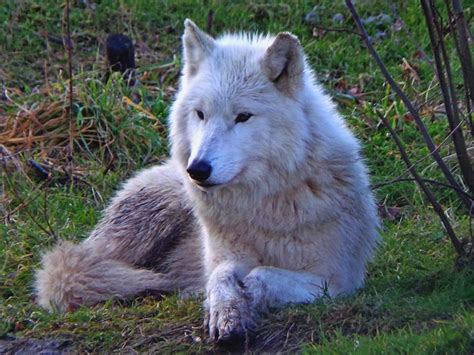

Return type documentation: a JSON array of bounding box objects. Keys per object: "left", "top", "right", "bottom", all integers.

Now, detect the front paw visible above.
[{"left": 207, "top": 297, "right": 255, "bottom": 344}]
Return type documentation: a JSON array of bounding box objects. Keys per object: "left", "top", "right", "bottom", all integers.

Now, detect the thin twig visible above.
[
  {"left": 422, "top": 0, "right": 474, "bottom": 193},
  {"left": 376, "top": 111, "right": 464, "bottom": 255},
  {"left": 103, "top": 154, "right": 116, "bottom": 176},
  {"left": 449, "top": 0, "right": 474, "bottom": 117},
  {"left": 312, "top": 23, "right": 362, "bottom": 37},
  {"left": 65, "top": 0, "right": 74, "bottom": 181},
  {"left": 372, "top": 177, "right": 473, "bottom": 201},
  {"left": 4, "top": 172, "right": 54, "bottom": 239},
  {"left": 377, "top": 118, "right": 465, "bottom": 187},
  {"left": 470, "top": 203, "right": 473, "bottom": 253},
  {"left": 43, "top": 177, "right": 58, "bottom": 241},
  {"left": 206, "top": 9, "right": 214, "bottom": 35},
  {"left": 345, "top": 0, "right": 472, "bottom": 211},
  {"left": 5, "top": 185, "right": 42, "bottom": 220}
]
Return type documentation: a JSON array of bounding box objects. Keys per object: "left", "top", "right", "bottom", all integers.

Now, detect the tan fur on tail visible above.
[{"left": 35, "top": 241, "right": 174, "bottom": 311}]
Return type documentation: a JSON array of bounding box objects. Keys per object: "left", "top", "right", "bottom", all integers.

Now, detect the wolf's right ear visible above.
[
  {"left": 262, "top": 32, "right": 304, "bottom": 96},
  {"left": 183, "top": 19, "right": 215, "bottom": 77}
]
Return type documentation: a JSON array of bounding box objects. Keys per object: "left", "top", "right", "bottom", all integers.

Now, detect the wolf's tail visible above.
[
  {"left": 34, "top": 163, "right": 204, "bottom": 312},
  {"left": 35, "top": 241, "right": 177, "bottom": 311}
]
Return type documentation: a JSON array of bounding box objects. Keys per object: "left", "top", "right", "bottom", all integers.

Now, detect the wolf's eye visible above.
[
  {"left": 235, "top": 112, "right": 253, "bottom": 124},
  {"left": 196, "top": 110, "right": 204, "bottom": 120}
]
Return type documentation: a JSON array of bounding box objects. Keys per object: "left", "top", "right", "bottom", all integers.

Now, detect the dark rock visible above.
[
  {"left": 0, "top": 337, "right": 74, "bottom": 354},
  {"left": 106, "top": 34, "right": 136, "bottom": 85}
]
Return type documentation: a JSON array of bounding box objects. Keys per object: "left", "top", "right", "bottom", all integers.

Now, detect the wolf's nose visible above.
[{"left": 187, "top": 160, "right": 212, "bottom": 182}]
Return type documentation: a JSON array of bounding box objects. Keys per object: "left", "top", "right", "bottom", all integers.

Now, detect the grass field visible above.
[{"left": 1, "top": 0, "right": 473, "bottom": 353}]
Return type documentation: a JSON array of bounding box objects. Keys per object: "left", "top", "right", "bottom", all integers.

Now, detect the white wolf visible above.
[{"left": 35, "top": 20, "right": 379, "bottom": 343}]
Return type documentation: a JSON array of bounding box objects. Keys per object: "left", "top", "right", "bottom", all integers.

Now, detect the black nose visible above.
[{"left": 187, "top": 160, "right": 212, "bottom": 182}]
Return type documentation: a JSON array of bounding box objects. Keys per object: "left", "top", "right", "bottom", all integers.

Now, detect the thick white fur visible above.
[{"left": 35, "top": 20, "right": 379, "bottom": 342}]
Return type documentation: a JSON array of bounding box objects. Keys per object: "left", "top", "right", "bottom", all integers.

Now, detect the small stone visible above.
[
  {"left": 304, "top": 7, "right": 320, "bottom": 25},
  {"left": 332, "top": 13, "right": 344, "bottom": 25},
  {"left": 375, "top": 31, "right": 387, "bottom": 40}
]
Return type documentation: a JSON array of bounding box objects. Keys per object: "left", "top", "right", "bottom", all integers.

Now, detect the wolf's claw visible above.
[{"left": 207, "top": 299, "right": 255, "bottom": 344}]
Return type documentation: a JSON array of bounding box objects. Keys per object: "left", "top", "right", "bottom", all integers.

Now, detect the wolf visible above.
[{"left": 35, "top": 19, "right": 379, "bottom": 343}]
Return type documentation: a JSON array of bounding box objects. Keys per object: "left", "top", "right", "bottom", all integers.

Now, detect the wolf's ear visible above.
[
  {"left": 183, "top": 19, "right": 215, "bottom": 76},
  {"left": 262, "top": 33, "right": 304, "bottom": 95}
]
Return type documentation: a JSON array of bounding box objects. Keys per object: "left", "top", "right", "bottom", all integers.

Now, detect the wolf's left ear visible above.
[
  {"left": 183, "top": 19, "right": 215, "bottom": 76},
  {"left": 262, "top": 33, "right": 304, "bottom": 95}
]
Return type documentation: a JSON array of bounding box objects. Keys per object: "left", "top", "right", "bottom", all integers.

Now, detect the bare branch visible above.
[
  {"left": 421, "top": 0, "right": 474, "bottom": 194},
  {"left": 377, "top": 117, "right": 466, "bottom": 188},
  {"left": 43, "top": 177, "right": 58, "bottom": 241},
  {"left": 311, "top": 23, "right": 362, "bottom": 37},
  {"left": 446, "top": 0, "right": 474, "bottom": 134},
  {"left": 375, "top": 112, "right": 465, "bottom": 255},
  {"left": 207, "top": 9, "right": 214, "bottom": 35},
  {"left": 345, "top": 0, "right": 472, "bottom": 211},
  {"left": 4, "top": 172, "right": 55, "bottom": 240},
  {"left": 64, "top": 0, "right": 74, "bottom": 182}
]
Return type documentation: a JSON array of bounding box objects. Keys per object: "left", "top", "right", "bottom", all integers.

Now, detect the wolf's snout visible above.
[{"left": 187, "top": 160, "right": 212, "bottom": 182}]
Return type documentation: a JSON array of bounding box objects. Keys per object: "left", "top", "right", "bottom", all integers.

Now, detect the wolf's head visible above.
[{"left": 170, "top": 20, "right": 318, "bottom": 193}]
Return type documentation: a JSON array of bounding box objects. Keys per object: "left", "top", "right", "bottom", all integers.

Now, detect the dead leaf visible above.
[
  {"left": 403, "top": 112, "right": 414, "bottom": 123},
  {"left": 377, "top": 204, "right": 402, "bottom": 221},
  {"left": 136, "top": 40, "right": 152, "bottom": 55},
  {"left": 412, "top": 50, "right": 428, "bottom": 61},
  {"left": 312, "top": 27, "right": 326, "bottom": 38},
  {"left": 393, "top": 18, "right": 404, "bottom": 32},
  {"left": 334, "top": 78, "right": 347, "bottom": 92},
  {"left": 348, "top": 85, "right": 362, "bottom": 97},
  {"left": 401, "top": 58, "right": 420, "bottom": 84},
  {"left": 361, "top": 114, "right": 376, "bottom": 128}
]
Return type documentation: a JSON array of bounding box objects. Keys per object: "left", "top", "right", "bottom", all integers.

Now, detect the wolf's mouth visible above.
[{"left": 194, "top": 181, "right": 219, "bottom": 188}]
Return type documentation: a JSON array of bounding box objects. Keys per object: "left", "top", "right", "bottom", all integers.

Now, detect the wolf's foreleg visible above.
[
  {"left": 205, "top": 262, "right": 256, "bottom": 342},
  {"left": 205, "top": 264, "right": 330, "bottom": 342},
  {"left": 244, "top": 266, "right": 330, "bottom": 311}
]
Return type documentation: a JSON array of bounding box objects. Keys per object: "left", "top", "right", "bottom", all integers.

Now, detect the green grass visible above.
[{"left": 1, "top": 0, "right": 473, "bottom": 353}]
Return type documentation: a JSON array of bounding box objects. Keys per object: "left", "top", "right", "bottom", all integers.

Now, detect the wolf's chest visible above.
[
  {"left": 252, "top": 228, "right": 322, "bottom": 269},
  {"left": 201, "top": 206, "right": 331, "bottom": 271},
  {"left": 198, "top": 182, "right": 333, "bottom": 231}
]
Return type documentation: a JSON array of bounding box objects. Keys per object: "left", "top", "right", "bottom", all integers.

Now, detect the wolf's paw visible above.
[{"left": 206, "top": 297, "right": 255, "bottom": 344}]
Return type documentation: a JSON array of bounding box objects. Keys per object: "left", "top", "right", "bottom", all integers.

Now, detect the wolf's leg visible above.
[
  {"left": 206, "top": 264, "right": 330, "bottom": 342},
  {"left": 35, "top": 163, "right": 204, "bottom": 312},
  {"left": 243, "top": 266, "right": 331, "bottom": 311},
  {"left": 205, "top": 261, "right": 257, "bottom": 342}
]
